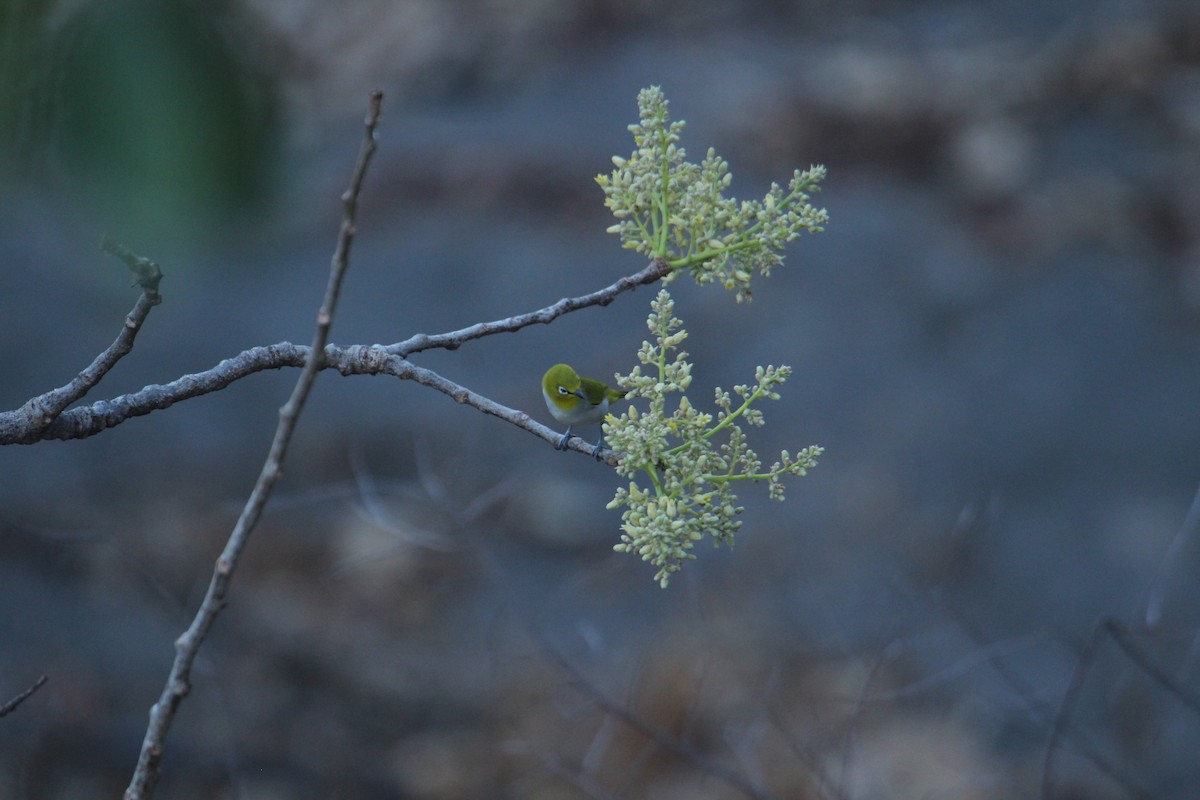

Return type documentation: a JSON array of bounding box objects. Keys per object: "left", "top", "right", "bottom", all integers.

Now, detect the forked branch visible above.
[
  {"left": 0, "top": 237, "right": 162, "bottom": 444},
  {"left": 2, "top": 258, "right": 669, "bottom": 447}
]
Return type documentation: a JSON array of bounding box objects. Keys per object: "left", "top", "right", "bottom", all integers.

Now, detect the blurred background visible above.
[{"left": 3, "top": 0, "right": 1200, "bottom": 797}]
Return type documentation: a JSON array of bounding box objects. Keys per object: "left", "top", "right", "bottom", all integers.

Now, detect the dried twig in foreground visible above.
[{"left": 123, "top": 89, "right": 383, "bottom": 800}]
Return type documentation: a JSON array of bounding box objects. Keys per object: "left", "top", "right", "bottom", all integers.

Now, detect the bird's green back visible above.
[{"left": 579, "top": 375, "right": 623, "bottom": 405}]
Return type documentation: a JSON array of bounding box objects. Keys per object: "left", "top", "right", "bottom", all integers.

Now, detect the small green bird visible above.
[{"left": 542, "top": 363, "right": 627, "bottom": 453}]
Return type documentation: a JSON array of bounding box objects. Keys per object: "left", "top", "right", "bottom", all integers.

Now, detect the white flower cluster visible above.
[
  {"left": 596, "top": 86, "right": 829, "bottom": 302},
  {"left": 604, "top": 290, "right": 823, "bottom": 587}
]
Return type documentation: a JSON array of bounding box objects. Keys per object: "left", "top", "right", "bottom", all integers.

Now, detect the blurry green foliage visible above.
[{"left": 0, "top": 0, "right": 280, "bottom": 245}]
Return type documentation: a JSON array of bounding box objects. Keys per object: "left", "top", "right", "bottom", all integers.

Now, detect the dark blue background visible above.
[{"left": 2, "top": 1, "right": 1199, "bottom": 797}]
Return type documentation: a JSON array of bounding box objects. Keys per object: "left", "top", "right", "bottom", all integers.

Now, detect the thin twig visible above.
[
  {"left": 539, "top": 642, "right": 776, "bottom": 800},
  {"left": 123, "top": 89, "right": 383, "bottom": 800},
  {"left": 944, "top": 607, "right": 1152, "bottom": 798},
  {"left": 760, "top": 665, "right": 847, "bottom": 800},
  {"left": 0, "top": 675, "right": 48, "bottom": 718},
  {"left": 388, "top": 257, "right": 671, "bottom": 356},
  {"left": 1104, "top": 618, "right": 1200, "bottom": 718},
  {"left": 1143, "top": 482, "right": 1200, "bottom": 630},
  {"left": 870, "top": 630, "right": 1051, "bottom": 702},
  {"left": 475, "top": 509, "right": 769, "bottom": 798},
  {"left": 373, "top": 355, "right": 624, "bottom": 466},
  {"left": 531, "top": 748, "right": 623, "bottom": 800},
  {"left": 1042, "top": 622, "right": 1108, "bottom": 800},
  {"left": 0, "top": 238, "right": 162, "bottom": 444},
  {"left": 839, "top": 639, "right": 900, "bottom": 797},
  {"left": 1043, "top": 617, "right": 1200, "bottom": 800}
]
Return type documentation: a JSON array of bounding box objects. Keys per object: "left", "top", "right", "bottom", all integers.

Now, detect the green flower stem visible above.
[
  {"left": 743, "top": 183, "right": 818, "bottom": 237},
  {"left": 704, "top": 385, "right": 766, "bottom": 441},
  {"left": 642, "top": 465, "right": 664, "bottom": 494},
  {"left": 705, "top": 471, "right": 781, "bottom": 484},
  {"left": 659, "top": 382, "right": 766, "bottom": 459},
  {"left": 653, "top": 130, "right": 673, "bottom": 254},
  {"left": 667, "top": 238, "right": 756, "bottom": 271},
  {"left": 634, "top": 216, "right": 654, "bottom": 252}
]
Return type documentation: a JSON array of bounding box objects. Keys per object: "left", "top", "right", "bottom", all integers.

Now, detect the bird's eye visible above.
[{"left": 558, "top": 386, "right": 569, "bottom": 395}]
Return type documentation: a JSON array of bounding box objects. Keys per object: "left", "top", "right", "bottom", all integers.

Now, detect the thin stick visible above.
[
  {"left": 1105, "top": 618, "right": 1200, "bottom": 718},
  {"left": 1143, "top": 482, "right": 1200, "bottom": 629},
  {"left": 374, "top": 355, "right": 623, "bottom": 465},
  {"left": 0, "top": 238, "right": 162, "bottom": 444},
  {"left": 389, "top": 257, "right": 670, "bottom": 356},
  {"left": 839, "top": 640, "right": 899, "bottom": 797},
  {"left": 0, "top": 675, "right": 48, "bottom": 718},
  {"left": 1041, "top": 623, "right": 1108, "bottom": 800},
  {"left": 539, "top": 642, "right": 775, "bottom": 800},
  {"left": 123, "top": 89, "right": 383, "bottom": 800},
  {"left": 944, "top": 607, "right": 1151, "bottom": 798}
]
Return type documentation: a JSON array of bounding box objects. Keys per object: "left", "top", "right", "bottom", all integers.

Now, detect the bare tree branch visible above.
[
  {"left": 2, "top": 258, "right": 669, "bottom": 450},
  {"left": 1043, "top": 617, "right": 1200, "bottom": 800},
  {"left": 389, "top": 256, "right": 670, "bottom": 356},
  {"left": 839, "top": 638, "right": 900, "bottom": 798},
  {"left": 1042, "top": 622, "right": 1109, "bottom": 800},
  {"left": 0, "top": 237, "right": 162, "bottom": 444},
  {"left": 538, "top": 640, "right": 776, "bottom": 800},
  {"left": 0, "top": 675, "right": 48, "bottom": 718},
  {"left": 1143, "top": 482, "right": 1200, "bottom": 630},
  {"left": 1104, "top": 618, "right": 1200, "bottom": 718},
  {"left": 123, "top": 89, "right": 384, "bottom": 800},
  {"left": 760, "top": 665, "right": 847, "bottom": 800},
  {"left": 941, "top": 608, "right": 1153, "bottom": 799},
  {"left": 372, "top": 354, "right": 624, "bottom": 465},
  {"left": 11, "top": 341, "right": 626, "bottom": 467}
]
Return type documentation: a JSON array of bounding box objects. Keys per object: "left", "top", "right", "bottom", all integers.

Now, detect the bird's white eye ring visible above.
[{"left": 558, "top": 386, "right": 569, "bottom": 395}]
